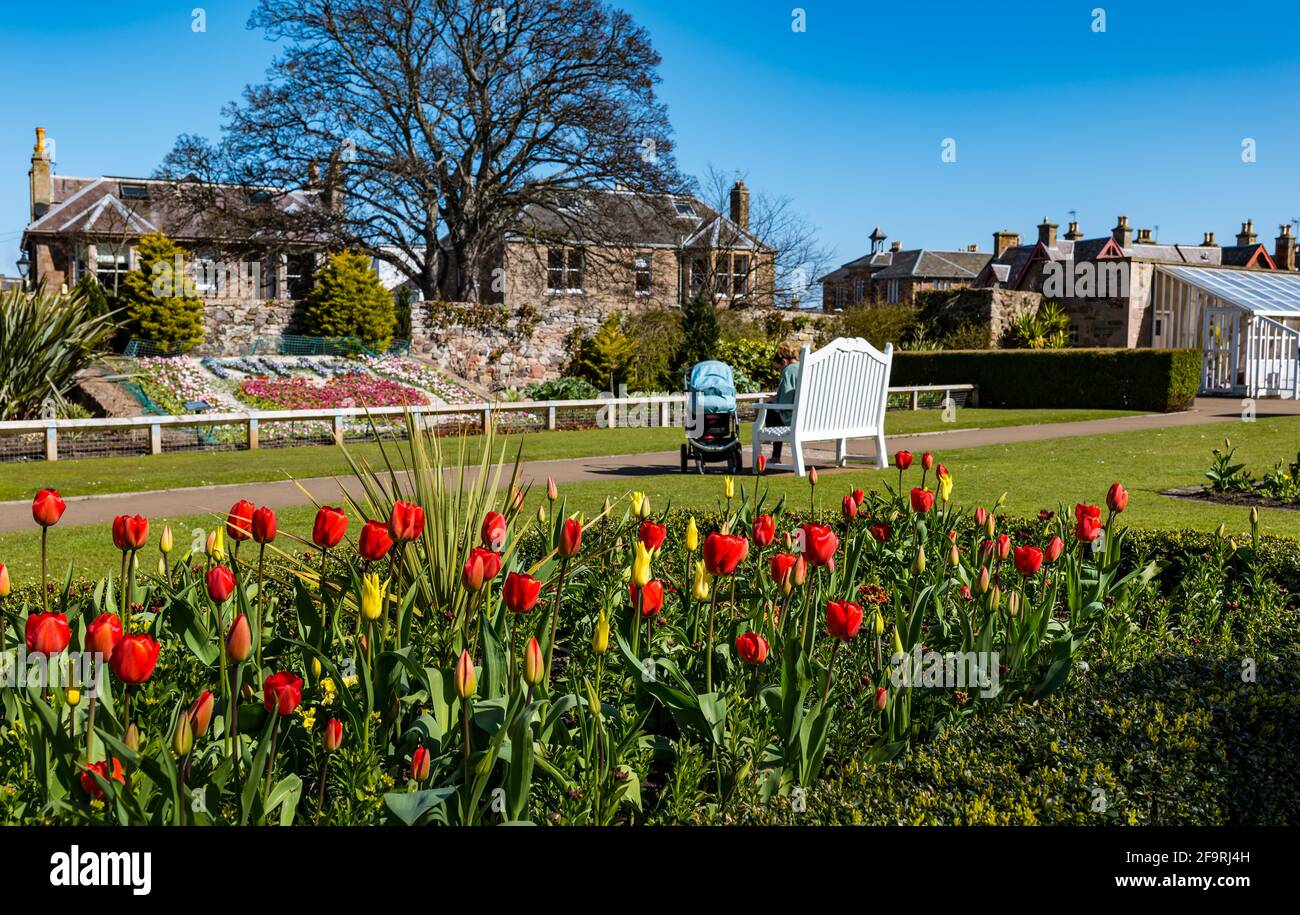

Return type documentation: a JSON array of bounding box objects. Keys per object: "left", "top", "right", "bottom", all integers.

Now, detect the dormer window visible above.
[
  {"left": 120, "top": 182, "right": 150, "bottom": 200},
  {"left": 674, "top": 200, "right": 696, "bottom": 218}
]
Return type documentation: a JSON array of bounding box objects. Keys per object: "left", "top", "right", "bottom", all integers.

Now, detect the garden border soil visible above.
[{"left": 1161, "top": 485, "right": 1300, "bottom": 513}]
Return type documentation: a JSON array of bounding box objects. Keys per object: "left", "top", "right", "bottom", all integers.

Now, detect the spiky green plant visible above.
[{"left": 0, "top": 284, "right": 120, "bottom": 420}]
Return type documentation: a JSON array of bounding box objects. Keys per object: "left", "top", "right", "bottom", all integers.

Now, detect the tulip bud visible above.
[
  {"left": 322, "top": 718, "right": 343, "bottom": 753},
  {"left": 603, "top": 496, "right": 615, "bottom": 518},
  {"left": 523, "top": 636, "right": 544, "bottom": 686},
  {"left": 637, "top": 493, "right": 651, "bottom": 519},
  {"left": 206, "top": 528, "right": 225, "bottom": 560},
  {"left": 537, "top": 504, "right": 547, "bottom": 524},
  {"left": 360, "top": 573, "right": 386, "bottom": 622},
  {"left": 1008, "top": 590, "right": 1021, "bottom": 617},
  {"left": 189, "top": 690, "right": 215, "bottom": 738},
  {"left": 874, "top": 611, "right": 884, "bottom": 637},
  {"left": 685, "top": 516, "right": 699, "bottom": 553},
  {"left": 724, "top": 476, "right": 735, "bottom": 499},
  {"left": 241, "top": 682, "right": 255, "bottom": 702},
  {"left": 912, "top": 547, "right": 926, "bottom": 575},
  {"left": 988, "top": 584, "right": 1002, "bottom": 610},
  {"left": 631, "top": 541, "right": 653, "bottom": 588},
  {"left": 172, "top": 707, "right": 193, "bottom": 757},
  {"left": 0, "top": 563, "right": 9, "bottom": 599},
  {"left": 692, "top": 560, "right": 710, "bottom": 600},
  {"left": 757, "top": 454, "right": 766, "bottom": 474},
  {"left": 984, "top": 513, "right": 996, "bottom": 538},
  {"left": 977, "top": 565, "right": 991, "bottom": 594},
  {"left": 1228, "top": 538, "right": 1237, "bottom": 551},
  {"left": 311, "top": 657, "right": 322, "bottom": 679},
  {"left": 892, "top": 627, "right": 904, "bottom": 657},
  {"left": 949, "top": 543, "right": 960, "bottom": 568},
  {"left": 125, "top": 723, "right": 140, "bottom": 752},
  {"left": 160, "top": 525, "right": 173, "bottom": 555},
  {"left": 454, "top": 650, "right": 477, "bottom": 699},
  {"left": 808, "top": 467, "right": 818, "bottom": 486},
  {"left": 547, "top": 476, "right": 558, "bottom": 502},
  {"left": 592, "top": 610, "right": 611, "bottom": 654},
  {"left": 874, "top": 686, "right": 887, "bottom": 711},
  {"left": 1216, "top": 522, "right": 1227, "bottom": 540},
  {"left": 411, "top": 745, "right": 431, "bottom": 783},
  {"left": 226, "top": 614, "right": 252, "bottom": 662},
  {"left": 65, "top": 687, "right": 81, "bottom": 706},
  {"left": 792, "top": 555, "right": 808, "bottom": 587}
]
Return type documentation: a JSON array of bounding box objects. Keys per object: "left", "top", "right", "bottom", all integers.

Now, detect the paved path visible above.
[{"left": 1, "top": 397, "right": 1295, "bottom": 533}]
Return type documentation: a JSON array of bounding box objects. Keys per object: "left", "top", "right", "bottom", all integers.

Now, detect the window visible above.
[
  {"left": 715, "top": 254, "right": 731, "bottom": 297},
  {"left": 732, "top": 254, "right": 750, "bottom": 296},
  {"left": 96, "top": 250, "right": 130, "bottom": 290},
  {"left": 286, "top": 253, "right": 315, "bottom": 300},
  {"left": 547, "top": 249, "right": 565, "bottom": 292},
  {"left": 120, "top": 183, "right": 149, "bottom": 200},
  {"left": 634, "top": 253, "right": 652, "bottom": 295},
  {"left": 886, "top": 280, "right": 900, "bottom": 304},
  {"left": 834, "top": 286, "right": 847, "bottom": 309},
  {"left": 674, "top": 200, "right": 696, "bottom": 218},
  {"left": 548, "top": 248, "right": 584, "bottom": 293},
  {"left": 853, "top": 278, "right": 865, "bottom": 304},
  {"left": 689, "top": 256, "right": 709, "bottom": 297}
]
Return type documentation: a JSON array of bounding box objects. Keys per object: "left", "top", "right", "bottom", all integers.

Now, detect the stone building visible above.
[
  {"left": 818, "top": 228, "right": 990, "bottom": 310},
  {"left": 973, "top": 215, "right": 1293, "bottom": 347},
  {"left": 19, "top": 128, "right": 327, "bottom": 303}
]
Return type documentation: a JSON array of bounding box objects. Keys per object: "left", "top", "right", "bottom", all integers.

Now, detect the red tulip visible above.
[
  {"left": 874, "top": 687, "right": 888, "bottom": 711},
  {"left": 852, "top": 489, "right": 865, "bottom": 506},
  {"left": 358, "top": 520, "right": 394, "bottom": 561},
  {"left": 632, "top": 580, "right": 665, "bottom": 617},
  {"left": 1074, "top": 503, "right": 1103, "bottom": 543},
  {"left": 206, "top": 566, "right": 235, "bottom": 604},
  {"left": 226, "top": 499, "right": 254, "bottom": 542},
  {"left": 481, "top": 511, "right": 508, "bottom": 551},
  {"left": 841, "top": 494, "right": 858, "bottom": 520},
  {"left": 909, "top": 488, "right": 934, "bottom": 513},
  {"left": 870, "top": 522, "right": 892, "bottom": 543},
  {"left": 189, "top": 690, "right": 215, "bottom": 737},
  {"left": 638, "top": 520, "right": 667, "bottom": 552},
  {"left": 251, "top": 506, "right": 278, "bottom": 544},
  {"left": 936, "top": 463, "right": 948, "bottom": 479},
  {"left": 769, "top": 552, "right": 802, "bottom": 586},
  {"left": 31, "top": 488, "right": 66, "bottom": 527},
  {"left": 25, "top": 612, "right": 70, "bottom": 655},
  {"left": 735, "top": 631, "right": 769, "bottom": 665},
  {"left": 826, "top": 599, "right": 864, "bottom": 641},
  {"left": 1013, "top": 545, "right": 1044, "bottom": 576},
  {"left": 85, "top": 613, "right": 124, "bottom": 661},
  {"left": 322, "top": 718, "right": 344, "bottom": 753},
  {"left": 1045, "top": 535, "right": 1065, "bottom": 563},
  {"left": 921, "top": 451, "right": 934, "bottom": 471},
  {"left": 974, "top": 506, "right": 988, "bottom": 527},
  {"left": 503, "top": 572, "right": 543, "bottom": 614},
  {"left": 110, "top": 633, "right": 160, "bottom": 683},
  {"left": 264, "top": 671, "right": 303, "bottom": 716},
  {"left": 751, "top": 515, "right": 775, "bottom": 548},
  {"left": 558, "top": 518, "right": 583, "bottom": 558},
  {"left": 800, "top": 523, "right": 839, "bottom": 566},
  {"left": 411, "top": 744, "right": 431, "bottom": 782},
  {"left": 461, "top": 552, "right": 486, "bottom": 592},
  {"left": 227, "top": 614, "right": 252, "bottom": 662},
  {"left": 388, "top": 500, "right": 425, "bottom": 543},
  {"left": 756, "top": 454, "right": 767, "bottom": 474},
  {"left": 1107, "top": 482, "right": 1129, "bottom": 513},
  {"left": 79, "top": 758, "right": 126, "bottom": 799},
  {"left": 111, "top": 514, "right": 149, "bottom": 552},
  {"left": 471, "top": 546, "right": 502, "bottom": 581},
  {"left": 703, "top": 532, "right": 749, "bottom": 576},
  {"left": 996, "top": 533, "right": 1011, "bottom": 560},
  {"left": 312, "top": 505, "right": 347, "bottom": 549},
  {"left": 894, "top": 451, "right": 913, "bottom": 471}
]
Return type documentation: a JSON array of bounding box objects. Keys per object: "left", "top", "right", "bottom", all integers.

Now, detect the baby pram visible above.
[{"left": 680, "top": 360, "right": 743, "bottom": 474}]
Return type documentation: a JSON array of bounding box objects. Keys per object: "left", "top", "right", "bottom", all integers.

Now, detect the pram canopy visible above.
[{"left": 688, "top": 360, "right": 737, "bottom": 414}]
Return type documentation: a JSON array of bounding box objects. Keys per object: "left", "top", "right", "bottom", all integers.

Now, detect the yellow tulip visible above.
[
  {"left": 64, "top": 687, "right": 81, "bottom": 706},
  {"left": 311, "top": 657, "right": 322, "bottom": 679},
  {"left": 537, "top": 504, "right": 548, "bottom": 524},
  {"left": 873, "top": 611, "right": 884, "bottom": 637},
  {"left": 455, "top": 650, "right": 477, "bottom": 699},
  {"left": 361, "top": 572, "right": 387, "bottom": 621},
  {"left": 724, "top": 476, "right": 735, "bottom": 499},
  {"left": 592, "top": 610, "right": 611, "bottom": 654},
  {"left": 172, "top": 708, "right": 193, "bottom": 757},
  {"left": 938, "top": 472, "right": 953, "bottom": 503},
  {"left": 631, "top": 541, "right": 653, "bottom": 588},
  {"left": 160, "top": 524, "right": 174, "bottom": 555},
  {"left": 630, "top": 491, "right": 651, "bottom": 519},
  {"left": 206, "top": 527, "right": 225, "bottom": 560},
  {"left": 912, "top": 547, "right": 926, "bottom": 574},
  {"left": 685, "top": 516, "right": 699, "bottom": 552},
  {"left": 692, "top": 560, "right": 710, "bottom": 600}
]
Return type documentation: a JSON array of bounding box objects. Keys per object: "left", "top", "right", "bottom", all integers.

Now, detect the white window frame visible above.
[{"left": 886, "top": 279, "right": 900, "bottom": 304}]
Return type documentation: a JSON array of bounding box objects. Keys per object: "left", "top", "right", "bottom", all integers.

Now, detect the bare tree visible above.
[
  {"left": 157, "top": 0, "right": 682, "bottom": 302},
  {"left": 695, "top": 164, "right": 833, "bottom": 309}
]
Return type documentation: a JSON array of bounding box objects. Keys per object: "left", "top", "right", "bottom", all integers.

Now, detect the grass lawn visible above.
[
  {"left": 0, "top": 407, "right": 1139, "bottom": 501},
  {"left": 0, "top": 410, "right": 1293, "bottom": 583}
]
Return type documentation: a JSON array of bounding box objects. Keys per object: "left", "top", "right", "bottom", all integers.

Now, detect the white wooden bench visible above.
[{"left": 751, "top": 337, "right": 894, "bottom": 476}]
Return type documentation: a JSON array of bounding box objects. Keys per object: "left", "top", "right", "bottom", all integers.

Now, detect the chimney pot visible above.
[
  {"left": 1203, "top": 231, "right": 1217, "bottom": 246},
  {"left": 1112, "top": 215, "right": 1133, "bottom": 247},
  {"left": 1237, "top": 220, "right": 1258, "bottom": 246},
  {"left": 890, "top": 240, "right": 902, "bottom": 253},
  {"left": 728, "top": 180, "right": 750, "bottom": 231},
  {"left": 1064, "top": 220, "right": 1083, "bottom": 240},
  {"left": 29, "top": 126, "right": 53, "bottom": 222},
  {"left": 1275, "top": 224, "right": 1297, "bottom": 271}
]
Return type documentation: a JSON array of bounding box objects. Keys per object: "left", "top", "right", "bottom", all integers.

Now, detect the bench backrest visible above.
[{"left": 790, "top": 337, "right": 894, "bottom": 438}]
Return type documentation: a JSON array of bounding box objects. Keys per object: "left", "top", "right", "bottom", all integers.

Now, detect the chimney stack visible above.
[
  {"left": 1202, "top": 231, "right": 1217, "bottom": 246},
  {"left": 1135, "top": 228, "right": 1154, "bottom": 245},
  {"left": 967, "top": 244, "right": 979, "bottom": 253},
  {"left": 729, "top": 180, "right": 750, "bottom": 231},
  {"left": 1236, "top": 219, "right": 1257, "bottom": 246},
  {"left": 29, "top": 127, "right": 52, "bottom": 222},
  {"left": 323, "top": 147, "right": 346, "bottom": 216},
  {"left": 993, "top": 231, "right": 1020, "bottom": 257},
  {"left": 1037, "top": 217, "right": 1058, "bottom": 248},
  {"left": 1064, "top": 220, "right": 1083, "bottom": 241},
  {"left": 890, "top": 240, "right": 902, "bottom": 253},
  {"left": 1112, "top": 215, "right": 1133, "bottom": 247},
  {"left": 1276, "top": 224, "right": 1297, "bottom": 272}
]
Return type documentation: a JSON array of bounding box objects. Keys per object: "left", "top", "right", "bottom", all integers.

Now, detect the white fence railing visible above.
[{"left": 0, "top": 384, "right": 976, "bottom": 462}]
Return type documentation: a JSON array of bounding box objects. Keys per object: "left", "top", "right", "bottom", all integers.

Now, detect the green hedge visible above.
[{"left": 891, "top": 348, "right": 1202, "bottom": 412}]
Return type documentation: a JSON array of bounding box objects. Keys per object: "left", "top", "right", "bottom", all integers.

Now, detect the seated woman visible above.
[{"left": 766, "top": 341, "right": 800, "bottom": 463}]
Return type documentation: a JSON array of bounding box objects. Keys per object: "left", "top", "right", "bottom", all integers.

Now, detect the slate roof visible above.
[
  {"left": 819, "top": 248, "right": 989, "bottom": 284},
  {"left": 976, "top": 235, "right": 1265, "bottom": 288},
  {"left": 509, "top": 188, "right": 771, "bottom": 252},
  {"left": 24, "top": 175, "right": 320, "bottom": 243}
]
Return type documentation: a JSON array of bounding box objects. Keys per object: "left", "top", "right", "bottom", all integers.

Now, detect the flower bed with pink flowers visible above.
[{"left": 238, "top": 373, "right": 431, "bottom": 411}]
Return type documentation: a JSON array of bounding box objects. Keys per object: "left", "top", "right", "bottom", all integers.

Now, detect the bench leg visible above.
[
  {"left": 751, "top": 422, "right": 762, "bottom": 474},
  {"left": 875, "top": 430, "right": 887, "bottom": 469},
  {"left": 792, "top": 440, "right": 806, "bottom": 477},
  {"left": 837, "top": 437, "right": 848, "bottom": 467}
]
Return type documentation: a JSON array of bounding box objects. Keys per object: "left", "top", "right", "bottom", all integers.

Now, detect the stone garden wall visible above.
[{"left": 197, "top": 298, "right": 303, "bottom": 356}]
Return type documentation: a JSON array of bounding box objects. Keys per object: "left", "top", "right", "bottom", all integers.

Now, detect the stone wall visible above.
[
  {"left": 197, "top": 298, "right": 304, "bottom": 356},
  {"left": 919, "top": 287, "right": 1042, "bottom": 347}
]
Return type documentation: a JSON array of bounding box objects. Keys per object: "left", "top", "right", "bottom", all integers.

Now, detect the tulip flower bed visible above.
[
  {"left": 0, "top": 433, "right": 1295, "bottom": 826},
  {"left": 237, "top": 374, "right": 430, "bottom": 411}
]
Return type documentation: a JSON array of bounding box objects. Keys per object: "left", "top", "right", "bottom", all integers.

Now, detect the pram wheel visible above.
[
  {"left": 729, "top": 450, "right": 743, "bottom": 474},
  {"left": 680, "top": 444, "right": 689, "bottom": 473}
]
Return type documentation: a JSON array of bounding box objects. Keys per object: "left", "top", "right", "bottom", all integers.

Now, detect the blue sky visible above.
[{"left": 4, "top": 0, "right": 1299, "bottom": 276}]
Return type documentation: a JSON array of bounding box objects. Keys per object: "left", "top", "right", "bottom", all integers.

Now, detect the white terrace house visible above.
[{"left": 1152, "top": 265, "right": 1300, "bottom": 399}]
